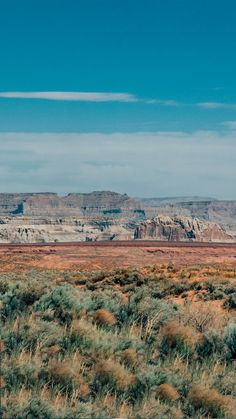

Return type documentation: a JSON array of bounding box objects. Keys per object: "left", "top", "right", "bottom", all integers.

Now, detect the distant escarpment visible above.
[
  {"left": 0, "top": 218, "right": 133, "bottom": 243},
  {"left": 134, "top": 216, "right": 233, "bottom": 242},
  {"left": 0, "top": 192, "right": 235, "bottom": 243},
  {"left": 0, "top": 192, "right": 143, "bottom": 218}
]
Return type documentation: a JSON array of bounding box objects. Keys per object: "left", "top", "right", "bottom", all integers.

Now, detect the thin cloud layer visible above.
[
  {"left": 0, "top": 91, "right": 180, "bottom": 106},
  {"left": 222, "top": 121, "right": 236, "bottom": 130},
  {"left": 198, "top": 102, "right": 236, "bottom": 110},
  {"left": 0, "top": 91, "right": 138, "bottom": 102},
  {"left": 0, "top": 131, "right": 235, "bottom": 198},
  {"left": 1, "top": 93, "right": 235, "bottom": 111}
]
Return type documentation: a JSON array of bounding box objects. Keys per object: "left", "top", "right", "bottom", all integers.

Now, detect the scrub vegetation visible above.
[{"left": 0, "top": 265, "right": 236, "bottom": 418}]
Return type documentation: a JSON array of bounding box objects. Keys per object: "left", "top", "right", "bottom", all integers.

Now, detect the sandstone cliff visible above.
[
  {"left": 0, "top": 192, "right": 235, "bottom": 243},
  {"left": 0, "top": 192, "right": 143, "bottom": 218},
  {"left": 134, "top": 215, "right": 233, "bottom": 242},
  {"left": 0, "top": 217, "right": 134, "bottom": 243}
]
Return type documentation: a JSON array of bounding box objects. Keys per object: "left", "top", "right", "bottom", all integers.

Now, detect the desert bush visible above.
[
  {"left": 0, "top": 338, "right": 6, "bottom": 352},
  {"left": 115, "top": 336, "right": 143, "bottom": 356},
  {"left": 68, "top": 318, "right": 116, "bottom": 354},
  {"left": 93, "top": 308, "right": 116, "bottom": 327},
  {"left": 0, "top": 280, "right": 9, "bottom": 294},
  {"left": 156, "top": 383, "right": 179, "bottom": 402},
  {"left": 3, "top": 328, "right": 32, "bottom": 354},
  {"left": 204, "top": 281, "right": 229, "bottom": 301},
  {"left": 188, "top": 385, "right": 235, "bottom": 417},
  {"left": 43, "top": 344, "right": 61, "bottom": 357},
  {"left": 224, "top": 323, "right": 236, "bottom": 360},
  {"left": 129, "top": 364, "right": 166, "bottom": 400},
  {"left": 214, "top": 369, "right": 236, "bottom": 395},
  {"left": 88, "top": 287, "right": 126, "bottom": 318},
  {"left": 0, "top": 376, "right": 6, "bottom": 389},
  {"left": 160, "top": 321, "right": 202, "bottom": 356},
  {"left": 120, "top": 347, "right": 138, "bottom": 367},
  {"left": 0, "top": 279, "right": 47, "bottom": 321},
  {"left": 183, "top": 302, "right": 218, "bottom": 333},
  {"left": 5, "top": 398, "right": 57, "bottom": 419},
  {"left": 168, "top": 282, "right": 192, "bottom": 296},
  {"left": 41, "top": 360, "right": 76, "bottom": 392},
  {"left": 224, "top": 292, "right": 236, "bottom": 309},
  {"left": 113, "top": 269, "right": 144, "bottom": 286},
  {"left": 5, "top": 362, "right": 39, "bottom": 389},
  {"left": 134, "top": 398, "right": 183, "bottom": 419},
  {"left": 35, "top": 286, "right": 93, "bottom": 325},
  {"left": 129, "top": 288, "right": 178, "bottom": 327},
  {"left": 1, "top": 266, "right": 236, "bottom": 418},
  {"left": 95, "top": 358, "right": 135, "bottom": 392},
  {"left": 197, "top": 330, "right": 225, "bottom": 359},
  {"left": 0, "top": 289, "right": 30, "bottom": 319}
]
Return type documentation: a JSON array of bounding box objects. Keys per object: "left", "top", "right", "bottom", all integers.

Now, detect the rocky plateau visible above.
[{"left": 0, "top": 191, "right": 235, "bottom": 243}]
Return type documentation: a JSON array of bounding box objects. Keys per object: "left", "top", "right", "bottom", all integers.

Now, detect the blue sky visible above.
[{"left": 0, "top": 0, "right": 236, "bottom": 197}]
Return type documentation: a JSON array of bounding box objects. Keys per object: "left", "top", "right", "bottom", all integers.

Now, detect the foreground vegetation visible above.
[{"left": 0, "top": 265, "right": 236, "bottom": 418}]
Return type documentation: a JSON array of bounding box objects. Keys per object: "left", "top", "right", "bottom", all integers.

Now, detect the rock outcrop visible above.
[
  {"left": 134, "top": 215, "right": 233, "bottom": 242},
  {"left": 0, "top": 217, "right": 134, "bottom": 243},
  {"left": 0, "top": 192, "right": 143, "bottom": 217},
  {"left": 0, "top": 191, "right": 144, "bottom": 243},
  {"left": 0, "top": 192, "right": 235, "bottom": 243}
]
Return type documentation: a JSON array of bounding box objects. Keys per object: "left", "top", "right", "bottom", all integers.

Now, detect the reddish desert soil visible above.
[{"left": 0, "top": 241, "right": 236, "bottom": 273}]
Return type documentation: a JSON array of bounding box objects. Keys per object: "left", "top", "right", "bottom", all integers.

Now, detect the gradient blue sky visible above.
[{"left": 0, "top": 0, "right": 236, "bottom": 197}]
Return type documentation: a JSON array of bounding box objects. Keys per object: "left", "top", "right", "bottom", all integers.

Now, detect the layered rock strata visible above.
[{"left": 134, "top": 216, "right": 233, "bottom": 242}]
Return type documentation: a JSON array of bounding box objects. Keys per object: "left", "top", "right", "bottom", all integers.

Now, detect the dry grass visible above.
[
  {"left": 1, "top": 265, "right": 235, "bottom": 418},
  {"left": 161, "top": 320, "right": 202, "bottom": 348},
  {"left": 95, "top": 358, "right": 135, "bottom": 390},
  {"left": 46, "top": 360, "right": 75, "bottom": 387},
  {"left": 0, "top": 376, "right": 6, "bottom": 389},
  {"left": 44, "top": 344, "right": 61, "bottom": 357},
  {"left": 156, "top": 383, "right": 180, "bottom": 401},
  {"left": 0, "top": 339, "right": 6, "bottom": 352},
  {"left": 120, "top": 348, "right": 138, "bottom": 367},
  {"left": 135, "top": 399, "right": 184, "bottom": 419},
  {"left": 189, "top": 385, "right": 235, "bottom": 417},
  {"left": 93, "top": 308, "right": 117, "bottom": 326},
  {"left": 184, "top": 301, "right": 230, "bottom": 332}
]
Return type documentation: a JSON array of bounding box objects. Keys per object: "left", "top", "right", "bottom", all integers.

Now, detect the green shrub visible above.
[
  {"left": 224, "top": 293, "right": 236, "bottom": 309},
  {"left": 8, "top": 399, "right": 56, "bottom": 419},
  {"left": 197, "top": 330, "right": 225, "bottom": 359},
  {"left": 160, "top": 321, "right": 202, "bottom": 357},
  {"left": 1, "top": 266, "right": 236, "bottom": 418},
  {"left": 224, "top": 324, "right": 236, "bottom": 360},
  {"left": 34, "top": 286, "right": 93, "bottom": 325}
]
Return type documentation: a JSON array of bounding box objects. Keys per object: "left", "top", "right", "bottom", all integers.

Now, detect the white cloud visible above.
[
  {"left": 2, "top": 93, "right": 236, "bottom": 110},
  {"left": 0, "top": 91, "right": 138, "bottom": 102},
  {"left": 0, "top": 91, "right": 183, "bottom": 106},
  {"left": 198, "top": 102, "right": 236, "bottom": 110},
  {"left": 146, "top": 99, "right": 180, "bottom": 106}
]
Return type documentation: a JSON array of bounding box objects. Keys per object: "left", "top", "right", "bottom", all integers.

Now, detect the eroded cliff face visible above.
[
  {"left": 134, "top": 216, "right": 233, "bottom": 242},
  {"left": 138, "top": 198, "right": 236, "bottom": 238},
  {"left": 0, "top": 217, "right": 134, "bottom": 243},
  {"left": 0, "top": 192, "right": 142, "bottom": 217},
  {"left": 0, "top": 192, "right": 144, "bottom": 243},
  {"left": 0, "top": 193, "right": 235, "bottom": 243}
]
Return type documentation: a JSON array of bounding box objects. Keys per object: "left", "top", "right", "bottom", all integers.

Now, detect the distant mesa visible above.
[
  {"left": 0, "top": 191, "right": 235, "bottom": 243},
  {"left": 0, "top": 191, "right": 141, "bottom": 217}
]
